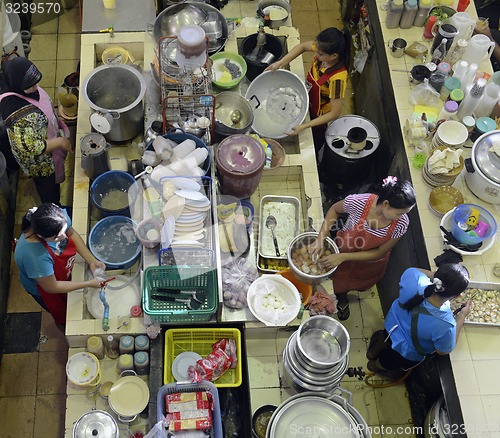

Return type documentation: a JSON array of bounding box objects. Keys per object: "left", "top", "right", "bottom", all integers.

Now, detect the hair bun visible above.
[{"left": 433, "top": 277, "right": 445, "bottom": 292}]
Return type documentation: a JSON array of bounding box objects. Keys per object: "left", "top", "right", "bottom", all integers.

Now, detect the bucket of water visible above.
[
  {"left": 90, "top": 170, "right": 139, "bottom": 217},
  {"left": 242, "top": 32, "right": 284, "bottom": 81}
]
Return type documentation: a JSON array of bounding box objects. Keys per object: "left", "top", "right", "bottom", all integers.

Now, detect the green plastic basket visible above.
[{"left": 142, "top": 266, "right": 217, "bottom": 323}]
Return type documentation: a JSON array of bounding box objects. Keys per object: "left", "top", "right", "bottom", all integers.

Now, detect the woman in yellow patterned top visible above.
[{"left": 266, "top": 27, "right": 350, "bottom": 156}]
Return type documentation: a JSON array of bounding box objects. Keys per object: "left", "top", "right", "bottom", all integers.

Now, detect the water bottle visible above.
[
  {"left": 457, "top": 78, "right": 487, "bottom": 119},
  {"left": 413, "top": 0, "right": 433, "bottom": 27},
  {"left": 400, "top": 0, "right": 418, "bottom": 29}
]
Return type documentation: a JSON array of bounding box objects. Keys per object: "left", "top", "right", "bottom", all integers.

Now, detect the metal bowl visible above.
[
  {"left": 296, "top": 315, "right": 350, "bottom": 367},
  {"left": 215, "top": 91, "right": 254, "bottom": 135},
  {"left": 287, "top": 232, "right": 339, "bottom": 285}
]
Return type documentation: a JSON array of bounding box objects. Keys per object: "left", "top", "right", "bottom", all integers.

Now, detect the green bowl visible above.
[{"left": 210, "top": 52, "right": 247, "bottom": 90}]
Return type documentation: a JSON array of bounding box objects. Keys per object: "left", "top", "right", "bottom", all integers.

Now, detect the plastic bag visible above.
[
  {"left": 408, "top": 79, "right": 441, "bottom": 106},
  {"left": 221, "top": 257, "right": 258, "bottom": 308},
  {"left": 188, "top": 339, "right": 237, "bottom": 383}
]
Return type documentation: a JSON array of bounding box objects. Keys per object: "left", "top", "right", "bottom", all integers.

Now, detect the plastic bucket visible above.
[
  {"left": 90, "top": 170, "right": 139, "bottom": 217},
  {"left": 89, "top": 216, "right": 141, "bottom": 270},
  {"left": 242, "top": 33, "right": 284, "bottom": 81},
  {"left": 450, "top": 204, "right": 497, "bottom": 245}
]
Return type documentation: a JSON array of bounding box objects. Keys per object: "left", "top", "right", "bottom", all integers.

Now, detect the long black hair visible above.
[
  {"left": 401, "top": 264, "right": 470, "bottom": 311},
  {"left": 22, "top": 203, "right": 66, "bottom": 238},
  {"left": 376, "top": 177, "right": 416, "bottom": 209},
  {"left": 316, "top": 27, "right": 351, "bottom": 68}
]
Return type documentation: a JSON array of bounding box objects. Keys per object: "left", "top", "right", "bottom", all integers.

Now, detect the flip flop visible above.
[{"left": 337, "top": 303, "right": 350, "bottom": 321}]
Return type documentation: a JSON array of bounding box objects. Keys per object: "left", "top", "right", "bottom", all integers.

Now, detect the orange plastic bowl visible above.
[{"left": 276, "top": 268, "right": 313, "bottom": 304}]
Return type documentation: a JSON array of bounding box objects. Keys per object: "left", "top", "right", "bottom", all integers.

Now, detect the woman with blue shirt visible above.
[
  {"left": 367, "top": 264, "right": 472, "bottom": 378},
  {"left": 14, "top": 204, "right": 105, "bottom": 326}
]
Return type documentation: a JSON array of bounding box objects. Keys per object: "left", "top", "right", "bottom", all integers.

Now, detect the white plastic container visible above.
[
  {"left": 474, "top": 82, "right": 500, "bottom": 118},
  {"left": 400, "top": 0, "right": 418, "bottom": 29},
  {"left": 413, "top": 0, "right": 432, "bottom": 27}
]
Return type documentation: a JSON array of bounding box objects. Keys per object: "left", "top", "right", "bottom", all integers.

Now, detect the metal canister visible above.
[{"left": 80, "top": 133, "right": 110, "bottom": 180}]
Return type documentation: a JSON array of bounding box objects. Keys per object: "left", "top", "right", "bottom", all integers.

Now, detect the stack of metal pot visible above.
[{"left": 283, "top": 315, "right": 350, "bottom": 393}]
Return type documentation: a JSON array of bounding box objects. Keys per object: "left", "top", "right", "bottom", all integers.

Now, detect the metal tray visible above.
[
  {"left": 258, "top": 195, "right": 301, "bottom": 260},
  {"left": 451, "top": 280, "right": 500, "bottom": 326},
  {"left": 256, "top": 254, "right": 290, "bottom": 273}
]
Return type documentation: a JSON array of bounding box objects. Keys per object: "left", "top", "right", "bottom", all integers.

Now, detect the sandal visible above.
[{"left": 337, "top": 303, "right": 350, "bottom": 321}]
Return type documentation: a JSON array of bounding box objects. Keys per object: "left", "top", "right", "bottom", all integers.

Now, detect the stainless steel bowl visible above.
[
  {"left": 296, "top": 315, "right": 350, "bottom": 367},
  {"left": 287, "top": 232, "right": 339, "bottom": 285},
  {"left": 215, "top": 92, "right": 254, "bottom": 135}
]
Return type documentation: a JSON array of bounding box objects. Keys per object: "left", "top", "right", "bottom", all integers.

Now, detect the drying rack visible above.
[{"left": 157, "top": 36, "right": 216, "bottom": 145}]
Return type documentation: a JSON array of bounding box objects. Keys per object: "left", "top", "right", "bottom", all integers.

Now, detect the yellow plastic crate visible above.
[{"left": 164, "top": 328, "right": 242, "bottom": 388}]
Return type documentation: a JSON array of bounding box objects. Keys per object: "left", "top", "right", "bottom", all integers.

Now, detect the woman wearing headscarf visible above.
[
  {"left": 14, "top": 203, "right": 106, "bottom": 326},
  {"left": 0, "top": 57, "right": 72, "bottom": 205}
]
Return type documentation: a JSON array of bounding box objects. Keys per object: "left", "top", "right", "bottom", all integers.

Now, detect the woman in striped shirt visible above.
[{"left": 310, "top": 176, "right": 416, "bottom": 320}]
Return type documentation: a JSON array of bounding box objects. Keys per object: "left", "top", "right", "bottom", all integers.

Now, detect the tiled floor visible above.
[{"left": 0, "top": 1, "right": 413, "bottom": 437}]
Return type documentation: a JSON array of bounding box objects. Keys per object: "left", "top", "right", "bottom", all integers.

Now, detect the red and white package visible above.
[
  {"left": 168, "top": 417, "right": 212, "bottom": 432},
  {"left": 166, "top": 409, "right": 211, "bottom": 421},
  {"left": 165, "top": 391, "right": 212, "bottom": 412},
  {"left": 187, "top": 338, "right": 238, "bottom": 383}
]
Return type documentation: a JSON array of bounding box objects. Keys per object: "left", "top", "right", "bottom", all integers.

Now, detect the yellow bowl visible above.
[{"left": 429, "top": 186, "right": 464, "bottom": 216}]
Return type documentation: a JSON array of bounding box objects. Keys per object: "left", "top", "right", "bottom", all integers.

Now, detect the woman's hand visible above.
[
  {"left": 264, "top": 61, "right": 282, "bottom": 72},
  {"left": 285, "top": 124, "right": 306, "bottom": 136},
  {"left": 319, "top": 252, "right": 347, "bottom": 270},
  {"left": 90, "top": 260, "right": 106, "bottom": 273},
  {"left": 309, "top": 238, "right": 325, "bottom": 260},
  {"left": 87, "top": 277, "right": 104, "bottom": 289},
  {"left": 459, "top": 300, "right": 474, "bottom": 317}
]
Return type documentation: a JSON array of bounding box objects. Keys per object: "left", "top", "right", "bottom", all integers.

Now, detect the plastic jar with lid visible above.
[
  {"left": 386, "top": 0, "right": 404, "bottom": 29},
  {"left": 134, "top": 352, "right": 150, "bottom": 375},
  {"left": 438, "top": 100, "right": 459, "bottom": 121},
  {"left": 471, "top": 117, "right": 497, "bottom": 141},
  {"left": 413, "top": 0, "right": 433, "bottom": 27},
  {"left": 87, "top": 336, "right": 104, "bottom": 360},
  {"left": 119, "top": 335, "right": 135, "bottom": 354},
  {"left": 117, "top": 354, "right": 134, "bottom": 373},
  {"left": 449, "top": 88, "right": 465, "bottom": 105},
  {"left": 400, "top": 0, "right": 418, "bottom": 29},
  {"left": 134, "top": 335, "right": 150, "bottom": 352},
  {"left": 440, "top": 77, "right": 461, "bottom": 101}
]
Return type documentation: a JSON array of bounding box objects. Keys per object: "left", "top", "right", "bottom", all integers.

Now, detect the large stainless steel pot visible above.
[
  {"left": 73, "top": 410, "right": 118, "bottom": 438},
  {"left": 82, "top": 64, "right": 146, "bottom": 142},
  {"left": 214, "top": 91, "right": 254, "bottom": 137},
  {"left": 153, "top": 2, "right": 228, "bottom": 54},
  {"left": 464, "top": 130, "right": 500, "bottom": 204},
  {"left": 245, "top": 70, "right": 309, "bottom": 139}
]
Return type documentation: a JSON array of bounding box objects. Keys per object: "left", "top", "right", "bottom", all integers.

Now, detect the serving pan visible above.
[{"left": 450, "top": 280, "right": 500, "bottom": 326}]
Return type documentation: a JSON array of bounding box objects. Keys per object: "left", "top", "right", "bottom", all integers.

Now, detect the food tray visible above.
[
  {"left": 450, "top": 280, "right": 500, "bottom": 326},
  {"left": 157, "top": 381, "right": 222, "bottom": 438},
  {"left": 142, "top": 266, "right": 217, "bottom": 323},
  {"left": 164, "top": 328, "right": 242, "bottom": 387},
  {"left": 257, "top": 254, "right": 290, "bottom": 273},
  {"left": 258, "top": 195, "right": 301, "bottom": 259}
]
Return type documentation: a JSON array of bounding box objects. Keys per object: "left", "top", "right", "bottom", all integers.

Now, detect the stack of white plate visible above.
[{"left": 430, "top": 121, "right": 469, "bottom": 149}]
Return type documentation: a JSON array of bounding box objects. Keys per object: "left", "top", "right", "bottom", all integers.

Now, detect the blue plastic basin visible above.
[
  {"left": 90, "top": 170, "right": 139, "bottom": 217},
  {"left": 450, "top": 204, "right": 497, "bottom": 246}
]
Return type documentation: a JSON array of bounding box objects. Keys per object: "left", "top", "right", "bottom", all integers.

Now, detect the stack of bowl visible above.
[
  {"left": 282, "top": 315, "right": 350, "bottom": 392},
  {"left": 430, "top": 120, "right": 469, "bottom": 149},
  {"left": 423, "top": 146, "right": 464, "bottom": 187}
]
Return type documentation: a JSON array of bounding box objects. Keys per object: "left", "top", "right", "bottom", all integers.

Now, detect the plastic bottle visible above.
[
  {"left": 437, "top": 62, "right": 451, "bottom": 77},
  {"left": 413, "top": 0, "right": 433, "bottom": 27},
  {"left": 264, "top": 144, "right": 273, "bottom": 169},
  {"left": 474, "top": 82, "right": 500, "bottom": 118},
  {"left": 400, "top": 0, "right": 418, "bottom": 29},
  {"left": 105, "top": 335, "right": 120, "bottom": 359},
  {"left": 119, "top": 335, "right": 135, "bottom": 354},
  {"left": 460, "top": 63, "right": 478, "bottom": 93},
  {"left": 117, "top": 354, "right": 134, "bottom": 372},
  {"left": 423, "top": 15, "right": 437, "bottom": 40},
  {"left": 87, "top": 336, "right": 104, "bottom": 360},
  {"left": 134, "top": 351, "right": 150, "bottom": 375},
  {"left": 449, "top": 88, "right": 465, "bottom": 105},
  {"left": 134, "top": 335, "right": 150, "bottom": 352},
  {"left": 440, "top": 77, "right": 461, "bottom": 101},
  {"left": 457, "top": 78, "right": 487, "bottom": 119},
  {"left": 449, "top": 39, "right": 468, "bottom": 64},
  {"left": 386, "top": 0, "right": 404, "bottom": 29},
  {"left": 452, "top": 60, "right": 469, "bottom": 84},
  {"left": 431, "top": 38, "right": 448, "bottom": 64},
  {"left": 438, "top": 100, "right": 459, "bottom": 120}
]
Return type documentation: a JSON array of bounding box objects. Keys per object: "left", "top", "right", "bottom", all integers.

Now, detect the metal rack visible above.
[{"left": 156, "top": 36, "right": 216, "bottom": 144}]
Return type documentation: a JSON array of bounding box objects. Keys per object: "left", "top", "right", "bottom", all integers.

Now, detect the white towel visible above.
[{"left": 428, "top": 148, "right": 462, "bottom": 175}]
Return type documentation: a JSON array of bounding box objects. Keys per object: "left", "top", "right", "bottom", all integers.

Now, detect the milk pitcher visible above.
[
  {"left": 446, "top": 12, "right": 475, "bottom": 41},
  {"left": 461, "top": 34, "right": 496, "bottom": 65},
  {"left": 431, "top": 23, "right": 458, "bottom": 53}
]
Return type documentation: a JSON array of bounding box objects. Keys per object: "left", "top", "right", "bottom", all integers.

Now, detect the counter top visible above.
[{"left": 376, "top": 1, "right": 500, "bottom": 435}]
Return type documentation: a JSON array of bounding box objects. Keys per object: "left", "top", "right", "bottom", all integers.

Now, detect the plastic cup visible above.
[{"left": 476, "top": 17, "right": 489, "bottom": 31}]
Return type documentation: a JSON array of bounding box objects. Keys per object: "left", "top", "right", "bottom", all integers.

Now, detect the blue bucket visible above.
[
  {"left": 451, "top": 204, "right": 497, "bottom": 246},
  {"left": 89, "top": 216, "right": 141, "bottom": 270},
  {"left": 90, "top": 170, "right": 139, "bottom": 217}
]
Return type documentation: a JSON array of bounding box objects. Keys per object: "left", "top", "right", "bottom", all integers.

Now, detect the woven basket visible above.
[{"left": 263, "top": 138, "right": 285, "bottom": 170}]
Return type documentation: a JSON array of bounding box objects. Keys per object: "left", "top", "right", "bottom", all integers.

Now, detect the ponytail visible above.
[{"left": 316, "top": 27, "right": 351, "bottom": 67}]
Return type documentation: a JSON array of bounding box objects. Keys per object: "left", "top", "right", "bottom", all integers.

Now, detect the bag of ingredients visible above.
[
  {"left": 188, "top": 338, "right": 237, "bottom": 382},
  {"left": 222, "top": 257, "right": 258, "bottom": 308}
]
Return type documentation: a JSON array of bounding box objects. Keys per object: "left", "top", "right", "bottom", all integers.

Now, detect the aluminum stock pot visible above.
[
  {"left": 464, "top": 130, "right": 500, "bottom": 204},
  {"left": 73, "top": 410, "right": 118, "bottom": 438}
]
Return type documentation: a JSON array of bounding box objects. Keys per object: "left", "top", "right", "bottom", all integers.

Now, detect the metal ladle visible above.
[
  {"left": 265, "top": 215, "right": 280, "bottom": 257},
  {"left": 230, "top": 110, "right": 242, "bottom": 128}
]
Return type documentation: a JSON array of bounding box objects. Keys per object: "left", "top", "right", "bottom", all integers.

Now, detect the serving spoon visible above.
[{"left": 266, "top": 215, "right": 280, "bottom": 257}]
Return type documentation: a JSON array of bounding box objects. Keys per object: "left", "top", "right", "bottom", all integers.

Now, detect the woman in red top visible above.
[
  {"left": 310, "top": 177, "right": 416, "bottom": 320},
  {"left": 266, "top": 27, "right": 350, "bottom": 155}
]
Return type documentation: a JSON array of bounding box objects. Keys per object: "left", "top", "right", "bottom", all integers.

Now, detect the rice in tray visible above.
[{"left": 260, "top": 201, "right": 299, "bottom": 257}]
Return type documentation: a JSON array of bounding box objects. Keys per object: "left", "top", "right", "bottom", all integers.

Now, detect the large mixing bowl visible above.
[
  {"left": 215, "top": 91, "right": 254, "bottom": 136},
  {"left": 296, "top": 315, "right": 350, "bottom": 368},
  {"left": 153, "top": 2, "right": 228, "bottom": 53},
  {"left": 287, "top": 232, "right": 339, "bottom": 285},
  {"left": 245, "top": 70, "right": 309, "bottom": 139}
]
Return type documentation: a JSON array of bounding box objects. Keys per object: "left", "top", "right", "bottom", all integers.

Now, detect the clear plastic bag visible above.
[
  {"left": 408, "top": 78, "right": 441, "bottom": 106},
  {"left": 221, "top": 258, "right": 258, "bottom": 308}
]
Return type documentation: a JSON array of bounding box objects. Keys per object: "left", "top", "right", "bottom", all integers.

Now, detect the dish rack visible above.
[
  {"left": 142, "top": 265, "right": 217, "bottom": 323},
  {"left": 164, "top": 328, "right": 243, "bottom": 387},
  {"left": 157, "top": 36, "right": 215, "bottom": 145},
  {"left": 159, "top": 175, "right": 214, "bottom": 251},
  {"left": 156, "top": 381, "right": 223, "bottom": 438}
]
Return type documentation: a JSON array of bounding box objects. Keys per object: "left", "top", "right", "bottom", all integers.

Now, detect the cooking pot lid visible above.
[
  {"left": 270, "top": 395, "right": 361, "bottom": 437},
  {"left": 108, "top": 375, "right": 149, "bottom": 417},
  {"left": 216, "top": 135, "right": 266, "bottom": 174},
  {"left": 81, "top": 133, "right": 108, "bottom": 156},
  {"left": 73, "top": 410, "right": 118, "bottom": 438},
  {"left": 90, "top": 113, "right": 112, "bottom": 134},
  {"left": 325, "top": 115, "right": 380, "bottom": 159},
  {"left": 473, "top": 130, "right": 500, "bottom": 184}
]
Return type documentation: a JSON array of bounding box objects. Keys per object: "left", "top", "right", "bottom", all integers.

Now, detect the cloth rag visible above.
[{"left": 428, "top": 147, "right": 462, "bottom": 174}]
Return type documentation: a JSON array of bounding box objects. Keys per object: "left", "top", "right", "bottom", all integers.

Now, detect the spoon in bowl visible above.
[{"left": 265, "top": 215, "right": 280, "bottom": 257}]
